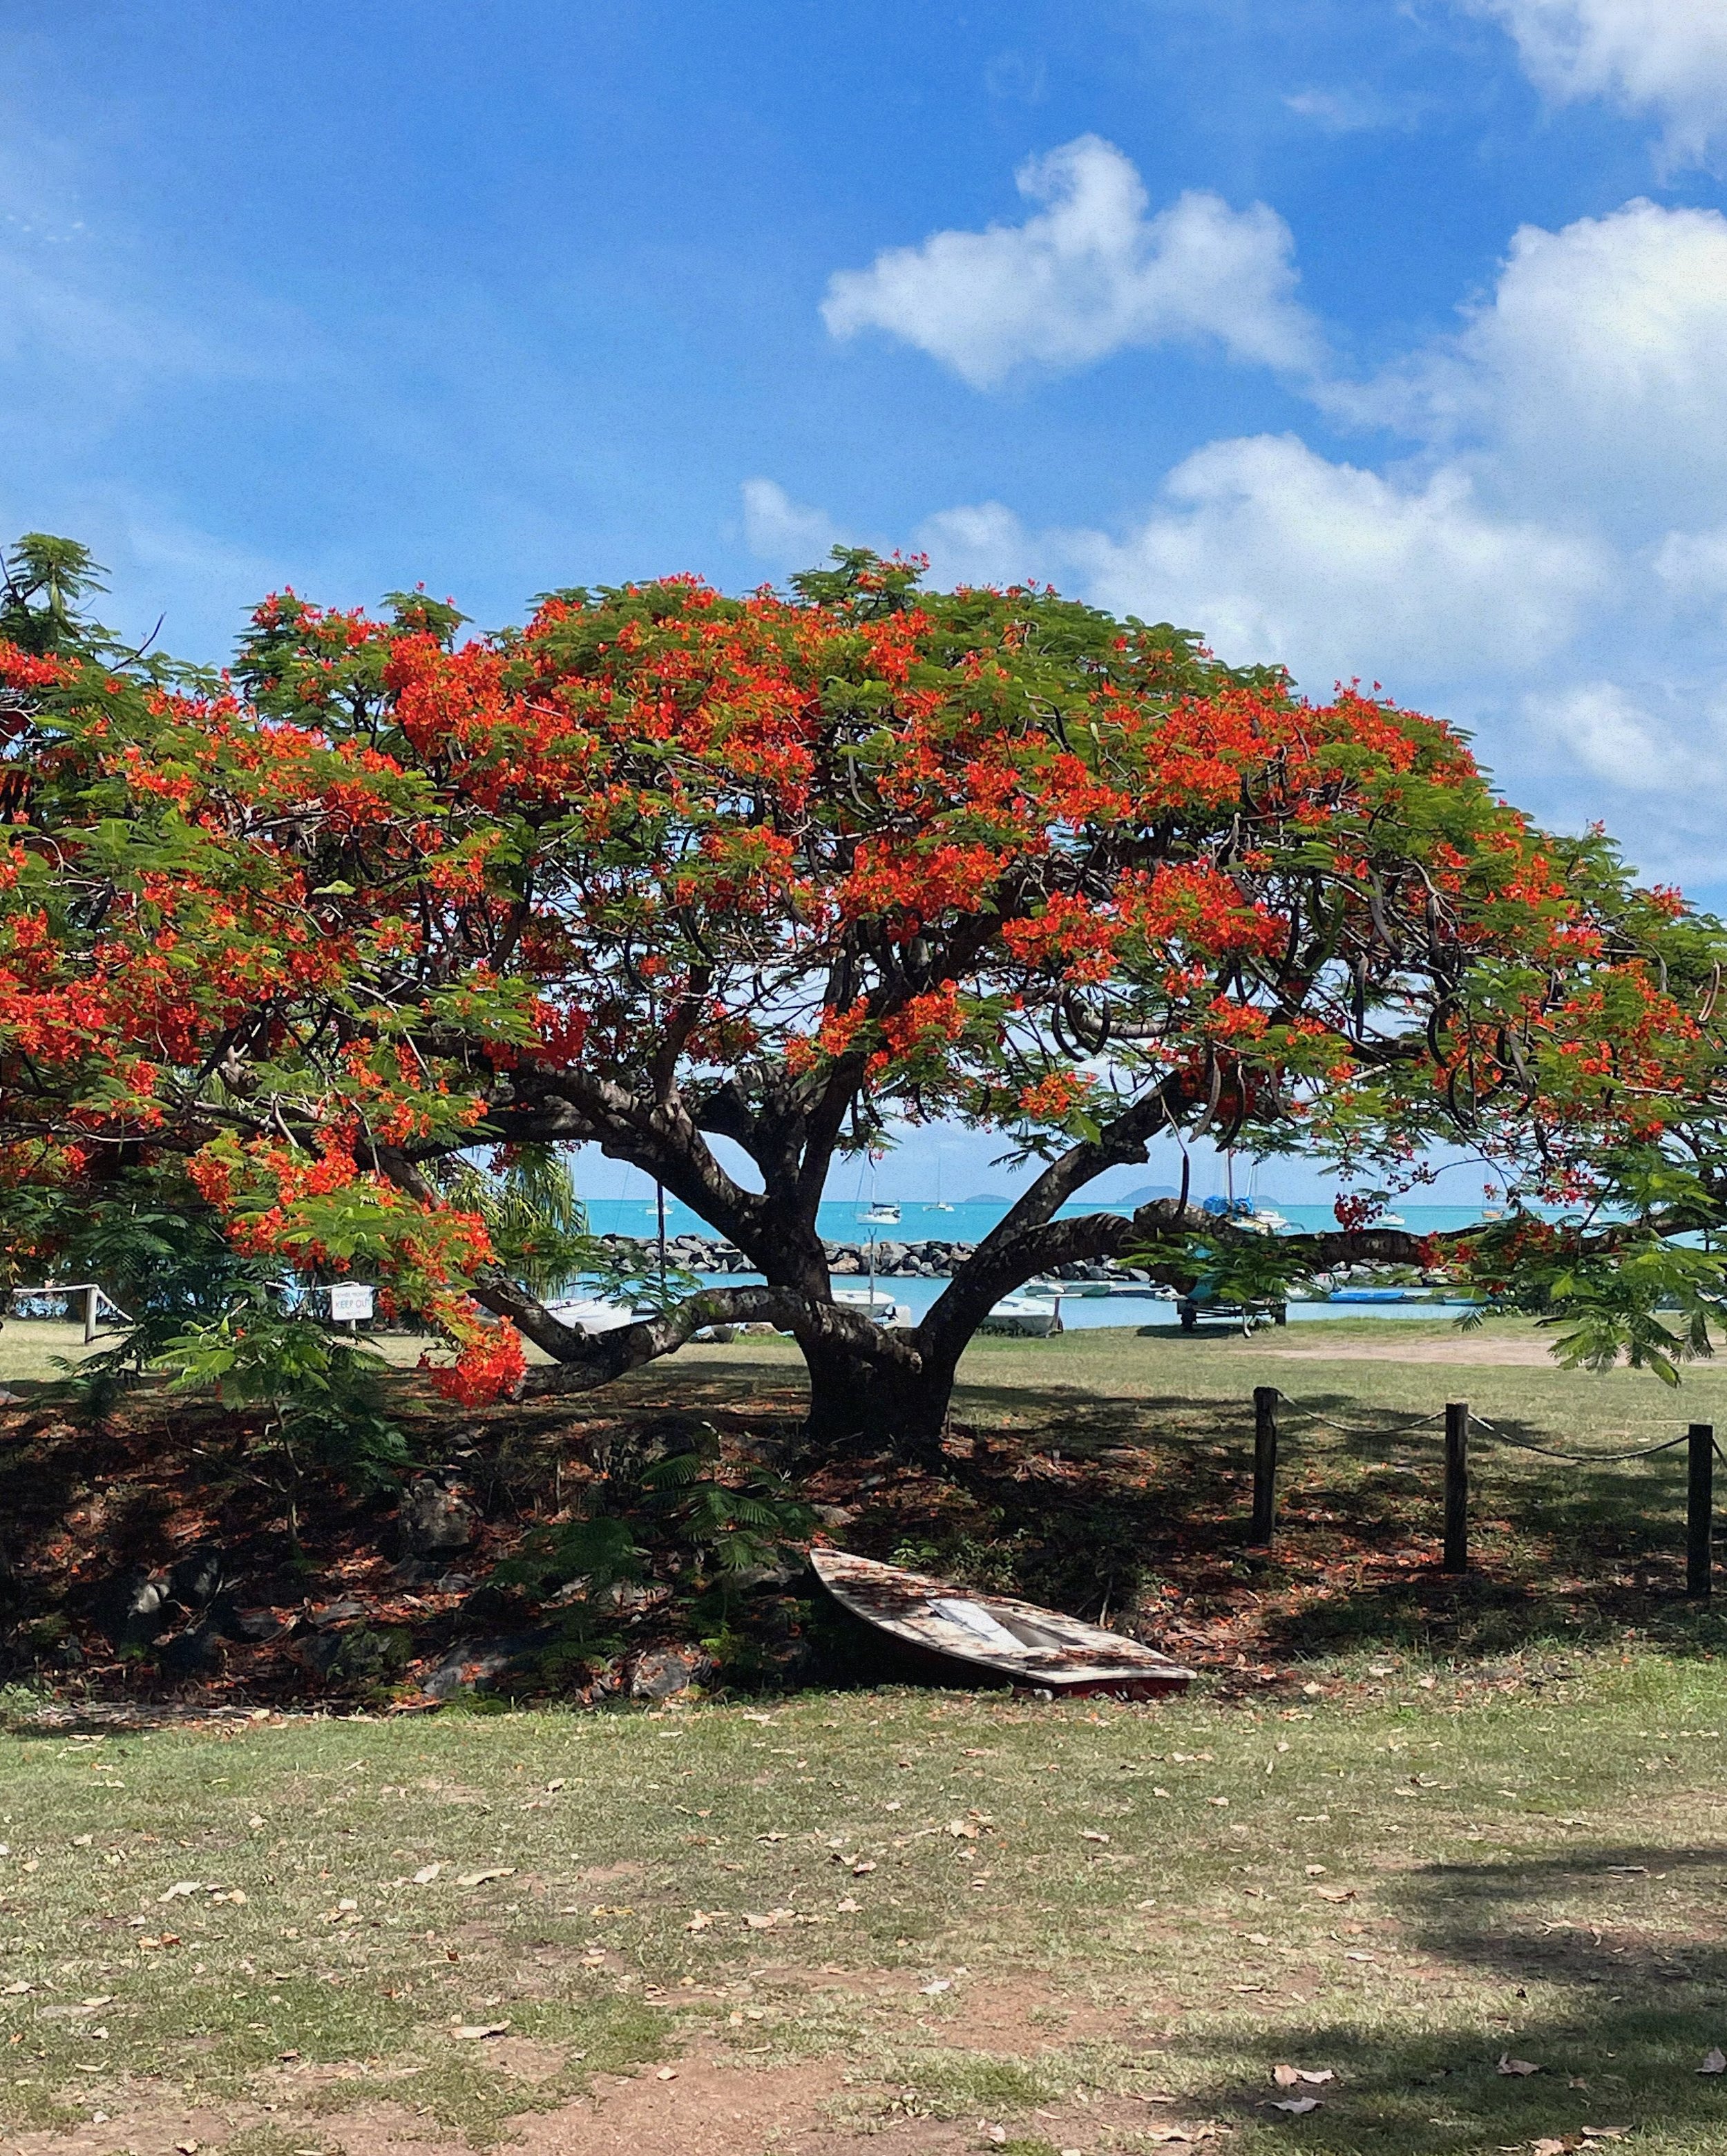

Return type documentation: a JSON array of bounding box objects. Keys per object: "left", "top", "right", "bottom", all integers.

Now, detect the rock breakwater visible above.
[{"left": 593, "top": 1231, "right": 1154, "bottom": 1284}]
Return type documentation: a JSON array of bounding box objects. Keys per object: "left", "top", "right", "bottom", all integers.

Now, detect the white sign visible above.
[{"left": 327, "top": 1284, "right": 375, "bottom": 1322}]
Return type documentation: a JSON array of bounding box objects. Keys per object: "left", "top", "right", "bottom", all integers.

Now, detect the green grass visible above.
[
  {"left": 8, "top": 1310, "right": 1727, "bottom": 2147},
  {"left": 6, "top": 1663, "right": 1727, "bottom": 2151}
]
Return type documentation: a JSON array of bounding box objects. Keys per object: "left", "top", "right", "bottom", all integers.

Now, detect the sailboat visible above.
[
  {"left": 922, "top": 1149, "right": 955, "bottom": 1213},
  {"left": 858, "top": 1152, "right": 900, "bottom": 1228}
]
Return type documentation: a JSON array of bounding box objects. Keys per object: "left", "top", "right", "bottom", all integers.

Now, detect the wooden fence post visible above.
[
  {"left": 1250, "top": 1387, "right": 1279, "bottom": 1547},
  {"left": 1688, "top": 1424, "right": 1714, "bottom": 1600},
  {"left": 1443, "top": 1402, "right": 1469, "bottom": 1574}
]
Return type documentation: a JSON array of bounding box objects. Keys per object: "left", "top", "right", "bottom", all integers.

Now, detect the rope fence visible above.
[{"left": 1247, "top": 1387, "right": 1723, "bottom": 1597}]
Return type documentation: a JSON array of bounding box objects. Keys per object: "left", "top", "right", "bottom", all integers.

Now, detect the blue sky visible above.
[{"left": 8, "top": 0, "right": 1727, "bottom": 1201}]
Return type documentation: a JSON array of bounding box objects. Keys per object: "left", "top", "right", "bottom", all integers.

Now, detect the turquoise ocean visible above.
[{"left": 581, "top": 1195, "right": 1496, "bottom": 1332}]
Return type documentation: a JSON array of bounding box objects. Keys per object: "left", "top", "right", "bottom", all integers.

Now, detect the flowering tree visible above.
[{"left": 2, "top": 535, "right": 1724, "bottom": 1451}]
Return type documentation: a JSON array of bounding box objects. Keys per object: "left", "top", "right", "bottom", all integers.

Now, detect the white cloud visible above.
[
  {"left": 1072, "top": 439, "right": 1603, "bottom": 687},
  {"left": 913, "top": 502, "right": 1043, "bottom": 588},
  {"left": 1284, "top": 86, "right": 1427, "bottom": 133},
  {"left": 1520, "top": 680, "right": 1693, "bottom": 792},
  {"left": 1471, "top": 0, "right": 1727, "bottom": 164},
  {"left": 1654, "top": 522, "right": 1727, "bottom": 609},
  {"left": 909, "top": 437, "right": 1603, "bottom": 691},
  {"left": 794, "top": 180, "right": 1727, "bottom": 883},
  {"left": 740, "top": 479, "right": 845, "bottom": 569},
  {"left": 821, "top": 135, "right": 1322, "bottom": 389},
  {"left": 1334, "top": 199, "right": 1727, "bottom": 533}
]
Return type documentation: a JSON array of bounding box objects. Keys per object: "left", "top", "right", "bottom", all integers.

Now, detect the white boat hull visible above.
[
  {"left": 980, "top": 1295, "right": 1064, "bottom": 1336},
  {"left": 544, "top": 1297, "right": 639, "bottom": 1336},
  {"left": 811, "top": 1549, "right": 1193, "bottom": 1697}
]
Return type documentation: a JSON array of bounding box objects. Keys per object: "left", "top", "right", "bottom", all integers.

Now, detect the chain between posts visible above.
[{"left": 1246, "top": 1392, "right": 1717, "bottom": 1593}]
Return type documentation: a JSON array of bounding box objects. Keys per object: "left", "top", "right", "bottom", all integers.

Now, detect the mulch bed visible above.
[{"left": 0, "top": 1360, "right": 1706, "bottom": 1715}]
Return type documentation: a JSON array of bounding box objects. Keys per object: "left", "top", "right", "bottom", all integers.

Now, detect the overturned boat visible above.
[{"left": 810, "top": 1548, "right": 1194, "bottom": 1699}]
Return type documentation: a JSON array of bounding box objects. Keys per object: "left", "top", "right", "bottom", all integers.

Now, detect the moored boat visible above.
[
  {"left": 832, "top": 1284, "right": 913, "bottom": 1326},
  {"left": 979, "top": 1295, "right": 1063, "bottom": 1336},
  {"left": 543, "top": 1295, "right": 641, "bottom": 1335}
]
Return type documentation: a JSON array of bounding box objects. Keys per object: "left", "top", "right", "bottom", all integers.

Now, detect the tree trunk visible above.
[{"left": 800, "top": 1330, "right": 958, "bottom": 1462}]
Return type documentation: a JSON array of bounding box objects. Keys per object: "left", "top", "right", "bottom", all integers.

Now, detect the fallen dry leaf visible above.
[
  {"left": 158, "top": 1880, "right": 201, "bottom": 1902},
  {"left": 1497, "top": 2052, "right": 1541, "bottom": 2076},
  {"left": 684, "top": 1911, "right": 714, "bottom": 1931},
  {"left": 1273, "top": 2065, "right": 1334, "bottom": 2087},
  {"left": 451, "top": 2021, "right": 509, "bottom": 2040},
  {"left": 1080, "top": 1829, "right": 1111, "bottom": 1844},
  {"left": 412, "top": 1863, "right": 441, "bottom": 1884},
  {"left": 1315, "top": 1887, "right": 1357, "bottom": 1903},
  {"left": 456, "top": 1867, "right": 515, "bottom": 1887},
  {"left": 1270, "top": 2096, "right": 1322, "bottom": 2114},
  {"left": 1700, "top": 2048, "right": 1727, "bottom": 2074},
  {"left": 655, "top": 2066, "right": 678, "bottom": 2080}
]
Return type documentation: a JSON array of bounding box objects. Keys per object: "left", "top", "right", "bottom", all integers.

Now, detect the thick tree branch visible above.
[{"left": 513, "top": 1282, "right": 925, "bottom": 1396}]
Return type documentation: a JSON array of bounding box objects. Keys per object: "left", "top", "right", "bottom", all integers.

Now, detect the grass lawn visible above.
[
  {"left": 4, "top": 1313, "right": 1727, "bottom": 2151},
  {"left": 6, "top": 1663, "right": 1727, "bottom": 2155}
]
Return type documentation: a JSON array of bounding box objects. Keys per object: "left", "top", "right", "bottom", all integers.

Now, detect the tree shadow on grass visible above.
[
  {"left": 1168, "top": 1838, "right": 1727, "bottom": 2151},
  {"left": 839, "top": 1372, "right": 1727, "bottom": 1665}
]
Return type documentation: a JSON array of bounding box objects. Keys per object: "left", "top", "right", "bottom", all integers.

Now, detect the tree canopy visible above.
[{"left": 3, "top": 535, "right": 1725, "bottom": 1446}]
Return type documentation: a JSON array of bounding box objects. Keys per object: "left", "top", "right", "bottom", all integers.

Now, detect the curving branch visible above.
[{"left": 510, "top": 1281, "right": 925, "bottom": 1397}]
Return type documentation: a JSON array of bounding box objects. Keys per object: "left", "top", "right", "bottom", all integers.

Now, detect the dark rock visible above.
[
  {"left": 421, "top": 1639, "right": 515, "bottom": 1699},
  {"left": 291, "top": 1623, "right": 412, "bottom": 1683},
  {"left": 289, "top": 1628, "right": 347, "bottom": 1676},
  {"left": 419, "top": 1627, "right": 553, "bottom": 1699},
  {"left": 158, "top": 1623, "right": 225, "bottom": 1678},
  {"left": 584, "top": 1656, "right": 624, "bottom": 1699},
  {"left": 228, "top": 1606, "right": 289, "bottom": 1642},
  {"left": 726, "top": 1552, "right": 805, "bottom": 1592},
  {"left": 431, "top": 1572, "right": 476, "bottom": 1595},
  {"left": 97, "top": 1569, "right": 169, "bottom": 1650},
  {"left": 458, "top": 1583, "right": 526, "bottom": 1626},
  {"left": 399, "top": 1473, "right": 479, "bottom": 1557},
  {"left": 309, "top": 1596, "right": 367, "bottom": 1629},
  {"left": 627, "top": 1644, "right": 715, "bottom": 1700},
  {"left": 169, "top": 1547, "right": 229, "bottom": 1609}
]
